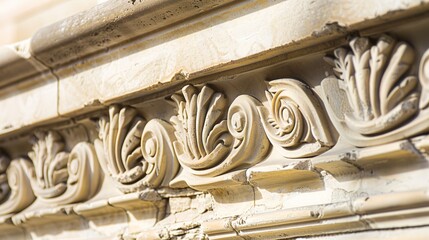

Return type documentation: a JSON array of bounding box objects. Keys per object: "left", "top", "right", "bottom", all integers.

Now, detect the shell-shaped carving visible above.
[
  {"left": 257, "top": 79, "right": 334, "bottom": 158},
  {"left": 28, "top": 131, "right": 100, "bottom": 204},
  {"left": 322, "top": 35, "right": 420, "bottom": 146},
  {"left": 95, "top": 106, "right": 178, "bottom": 192},
  {"left": 0, "top": 155, "right": 35, "bottom": 215},
  {"left": 170, "top": 85, "right": 269, "bottom": 177}
]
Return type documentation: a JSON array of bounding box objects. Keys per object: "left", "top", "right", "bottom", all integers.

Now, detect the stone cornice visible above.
[
  {"left": 31, "top": 0, "right": 239, "bottom": 69},
  {"left": 0, "top": 0, "right": 237, "bottom": 88},
  {"left": 2, "top": 1, "right": 429, "bottom": 239}
]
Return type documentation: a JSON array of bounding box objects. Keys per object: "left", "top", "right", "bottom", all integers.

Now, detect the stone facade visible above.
[{"left": 1, "top": 0, "right": 429, "bottom": 239}]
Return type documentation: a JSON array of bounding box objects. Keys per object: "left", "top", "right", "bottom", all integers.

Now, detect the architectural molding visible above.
[{"left": 2, "top": 1, "right": 429, "bottom": 239}]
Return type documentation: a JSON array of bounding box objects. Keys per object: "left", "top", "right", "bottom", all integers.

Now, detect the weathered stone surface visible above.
[
  {"left": 0, "top": 76, "right": 58, "bottom": 135},
  {"left": 2, "top": 0, "right": 429, "bottom": 239},
  {"left": 56, "top": 0, "right": 429, "bottom": 117}
]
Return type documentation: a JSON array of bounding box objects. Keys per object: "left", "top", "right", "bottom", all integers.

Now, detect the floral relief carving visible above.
[
  {"left": 170, "top": 85, "right": 270, "bottom": 177},
  {"left": 0, "top": 151, "right": 35, "bottom": 215},
  {"left": 321, "top": 35, "right": 429, "bottom": 146},
  {"left": 95, "top": 106, "right": 178, "bottom": 192},
  {"left": 28, "top": 131, "right": 101, "bottom": 204},
  {"left": 257, "top": 79, "right": 334, "bottom": 158}
]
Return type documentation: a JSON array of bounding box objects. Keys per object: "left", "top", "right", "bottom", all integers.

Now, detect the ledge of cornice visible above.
[{"left": 0, "top": 0, "right": 237, "bottom": 88}]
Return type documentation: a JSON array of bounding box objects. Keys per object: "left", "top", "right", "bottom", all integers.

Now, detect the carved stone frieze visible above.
[
  {"left": 3, "top": 0, "right": 429, "bottom": 239},
  {"left": 28, "top": 130, "right": 101, "bottom": 204}
]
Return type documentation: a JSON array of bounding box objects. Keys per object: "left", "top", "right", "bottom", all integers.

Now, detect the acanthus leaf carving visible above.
[
  {"left": 28, "top": 130, "right": 101, "bottom": 204},
  {"left": 95, "top": 105, "right": 178, "bottom": 193},
  {"left": 321, "top": 35, "right": 429, "bottom": 146},
  {"left": 170, "top": 85, "right": 270, "bottom": 178},
  {"left": 257, "top": 79, "right": 334, "bottom": 158}
]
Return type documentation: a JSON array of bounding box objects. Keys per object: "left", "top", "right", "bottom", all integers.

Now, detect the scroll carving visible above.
[
  {"left": 0, "top": 151, "right": 35, "bottom": 215},
  {"left": 257, "top": 79, "right": 334, "bottom": 158},
  {"left": 321, "top": 35, "right": 429, "bottom": 146},
  {"left": 28, "top": 131, "right": 100, "bottom": 204},
  {"left": 170, "top": 85, "right": 270, "bottom": 177},
  {"left": 95, "top": 106, "right": 178, "bottom": 192}
]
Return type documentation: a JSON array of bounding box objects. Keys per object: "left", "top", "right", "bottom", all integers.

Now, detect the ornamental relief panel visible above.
[{"left": 3, "top": 33, "right": 429, "bottom": 216}]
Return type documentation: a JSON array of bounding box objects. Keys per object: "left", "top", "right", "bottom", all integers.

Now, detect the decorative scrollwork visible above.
[
  {"left": 170, "top": 85, "right": 270, "bottom": 177},
  {"left": 141, "top": 119, "right": 179, "bottom": 187},
  {"left": 257, "top": 79, "right": 334, "bottom": 158},
  {"left": 0, "top": 150, "right": 35, "bottom": 215},
  {"left": 321, "top": 35, "right": 427, "bottom": 146},
  {"left": 28, "top": 131, "right": 100, "bottom": 204},
  {"left": 95, "top": 106, "right": 178, "bottom": 192}
]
